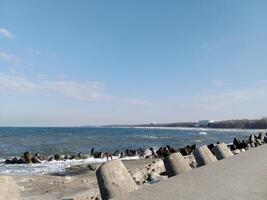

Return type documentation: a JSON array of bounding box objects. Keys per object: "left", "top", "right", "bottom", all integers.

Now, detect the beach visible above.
[{"left": 12, "top": 158, "right": 167, "bottom": 200}]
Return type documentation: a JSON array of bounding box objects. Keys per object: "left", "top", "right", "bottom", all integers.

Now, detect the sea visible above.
[{"left": 0, "top": 127, "right": 265, "bottom": 175}]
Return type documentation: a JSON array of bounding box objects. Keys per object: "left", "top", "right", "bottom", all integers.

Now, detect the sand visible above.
[{"left": 13, "top": 158, "right": 162, "bottom": 200}]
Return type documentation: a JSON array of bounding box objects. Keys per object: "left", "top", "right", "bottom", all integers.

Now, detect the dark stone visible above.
[
  {"left": 207, "top": 144, "right": 215, "bottom": 151},
  {"left": 248, "top": 135, "right": 256, "bottom": 143},
  {"left": 149, "top": 147, "right": 157, "bottom": 157},
  {"left": 94, "top": 152, "right": 104, "bottom": 158},
  {"left": 54, "top": 154, "right": 61, "bottom": 160},
  {"left": 233, "top": 138, "right": 242, "bottom": 149},
  {"left": 31, "top": 156, "right": 41, "bottom": 163},
  {"left": 77, "top": 152, "right": 87, "bottom": 159},
  {"left": 179, "top": 148, "right": 189, "bottom": 156},
  {"left": 91, "top": 148, "right": 95, "bottom": 156},
  {"left": 23, "top": 152, "right": 32, "bottom": 163},
  {"left": 113, "top": 150, "right": 120, "bottom": 156},
  {"left": 48, "top": 156, "right": 54, "bottom": 161},
  {"left": 258, "top": 133, "right": 264, "bottom": 141},
  {"left": 120, "top": 151, "right": 126, "bottom": 158},
  {"left": 228, "top": 144, "right": 237, "bottom": 151},
  {"left": 166, "top": 145, "right": 176, "bottom": 153},
  {"left": 5, "top": 159, "right": 14, "bottom": 164}
]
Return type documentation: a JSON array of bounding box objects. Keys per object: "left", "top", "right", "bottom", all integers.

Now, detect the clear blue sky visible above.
[{"left": 1, "top": 1, "right": 267, "bottom": 126}]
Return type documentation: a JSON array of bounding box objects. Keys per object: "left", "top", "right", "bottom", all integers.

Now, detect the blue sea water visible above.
[{"left": 0, "top": 127, "right": 264, "bottom": 175}]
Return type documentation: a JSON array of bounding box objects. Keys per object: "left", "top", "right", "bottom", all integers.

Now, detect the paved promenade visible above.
[{"left": 114, "top": 144, "right": 267, "bottom": 200}]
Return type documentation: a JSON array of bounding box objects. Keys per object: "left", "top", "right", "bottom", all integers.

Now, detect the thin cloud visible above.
[
  {"left": 191, "top": 85, "right": 267, "bottom": 112},
  {"left": 0, "top": 74, "right": 111, "bottom": 101},
  {"left": 0, "top": 28, "right": 13, "bottom": 39},
  {"left": 0, "top": 52, "right": 18, "bottom": 63},
  {"left": 126, "top": 98, "right": 150, "bottom": 105}
]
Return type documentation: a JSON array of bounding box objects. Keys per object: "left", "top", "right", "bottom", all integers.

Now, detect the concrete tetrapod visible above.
[
  {"left": 193, "top": 145, "right": 217, "bottom": 167},
  {"left": 163, "top": 152, "right": 192, "bottom": 177},
  {"left": 96, "top": 159, "right": 138, "bottom": 200},
  {"left": 213, "top": 142, "right": 234, "bottom": 160},
  {"left": 0, "top": 176, "right": 20, "bottom": 200}
]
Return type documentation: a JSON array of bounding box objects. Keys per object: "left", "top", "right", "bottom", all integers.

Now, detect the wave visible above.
[
  {"left": 198, "top": 132, "right": 207, "bottom": 135},
  {"left": 0, "top": 156, "right": 140, "bottom": 176},
  {"left": 131, "top": 135, "right": 171, "bottom": 139}
]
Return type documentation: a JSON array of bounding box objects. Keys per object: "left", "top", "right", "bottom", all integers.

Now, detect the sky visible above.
[{"left": 1, "top": 1, "right": 267, "bottom": 126}]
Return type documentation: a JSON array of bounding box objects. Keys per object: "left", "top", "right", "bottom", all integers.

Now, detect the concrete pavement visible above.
[{"left": 114, "top": 144, "right": 267, "bottom": 200}]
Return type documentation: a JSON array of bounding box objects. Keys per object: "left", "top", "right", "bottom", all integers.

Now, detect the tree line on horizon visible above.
[{"left": 136, "top": 118, "right": 267, "bottom": 129}]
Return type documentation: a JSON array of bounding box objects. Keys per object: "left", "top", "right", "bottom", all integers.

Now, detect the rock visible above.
[
  {"left": 228, "top": 144, "right": 237, "bottom": 151},
  {"left": 163, "top": 152, "right": 191, "bottom": 177},
  {"left": 248, "top": 134, "right": 256, "bottom": 143},
  {"left": 144, "top": 148, "right": 152, "bottom": 157},
  {"left": 193, "top": 145, "right": 217, "bottom": 167},
  {"left": 213, "top": 143, "right": 233, "bottom": 160},
  {"left": 54, "top": 154, "right": 61, "bottom": 160},
  {"left": 233, "top": 138, "right": 242, "bottom": 149},
  {"left": 0, "top": 176, "right": 20, "bottom": 200},
  {"left": 256, "top": 139, "right": 263, "bottom": 145},
  {"left": 94, "top": 152, "right": 104, "bottom": 158},
  {"left": 166, "top": 145, "right": 176, "bottom": 153},
  {"left": 150, "top": 147, "right": 157, "bottom": 157},
  {"left": 23, "top": 152, "right": 32, "bottom": 163},
  {"left": 257, "top": 133, "right": 264, "bottom": 141},
  {"left": 113, "top": 150, "right": 120, "bottom": 156},
  {"left": 120, "top": 151, "right": 126, "bottom": 158},
  {"left": 77, "top": 152, "right": 87, "bottom": 159},
  {"left": 91, "top": 148, "right": 96, "bottom": 156},
  {"left": 96, "top": 159, "right": 138, "bottom": 200},
  {"left": 48, "top": 156, "right": 54, "bottom": 161},
  {"left": 87, "top": 164, "right": 96, "bottom": 171},
  {"left": 250, "top": 142, "right": 256, "bottom": 148},
  {"left": 207, "top": 144, "right": 215, "bottom": 152},
  {"left": 31, "top": 156, "right": 42, "bottom": 163},
  {"left": 232, "top": 149, "right": 241, "bottom": 155},
  {"left": 179, "top": 147, "right": 189, "bottom": 156},
  {"left": 125, "top": 149, "right": 137, "bottom": 157},
  {"left": 4, "top": 159, "right": 14, "bottom": 164}
]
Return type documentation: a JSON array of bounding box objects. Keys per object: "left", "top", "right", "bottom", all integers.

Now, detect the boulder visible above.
[
  {"left": 77, "top": 152, "right": 87, "bottom": 159},
  {"left": 31, "top": 157, "right": 42, "bottom": 163},
  {"left": 257, "top": 133, "right": 264, "bottom": 142},
  {"left": 96, "top": 159, "right": 138, "bottom": 200},
  {"left": 232, "top": 149, "right": 241, "bottom": 155},
  {"left": 248, "top": 135, "right": 256, "bottom": 143},
  {"left": 23, "top": 152, "right": 32, "bottom": 163},
  {"left": 144, "top": 148, "right": 152, "bottom": 157},
  {"left": 54, "top": 154, "right": 61, "bottom": 160},
  {"left": 113, "top": 150, "right": 120, "bottom": 156},
  {"left": 193, "top": 145, "right": 217, "bottom": 167},
  {"left": 163, "top": 152, "right": 191, "bottom": 177},
  {"left": 179, "top": 147, "right": 189, "bottom": 156},
  {"left": 91, "top": 148, "right": 96, "bottom": 156},
  {"left": 256, "top": 139, "right": 263, "bottom": 145},
  {"left": 213, "top": 143, "right": 233, "bottom": 160}
]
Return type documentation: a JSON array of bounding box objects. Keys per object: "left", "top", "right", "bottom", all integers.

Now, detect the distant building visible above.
[{"left": 198, "top": 120, "right": 214, "bottom": 127}]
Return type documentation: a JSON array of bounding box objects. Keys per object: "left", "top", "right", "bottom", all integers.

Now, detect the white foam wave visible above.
[
  {"left": 198, "top": 132, "right": 207, "bottom": 135},
  {"left": 0, "top": 156, "right": 140, "bottom": 176},
  {"left": 133, "top": 135, "right": 171, "bottom": 139}
]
